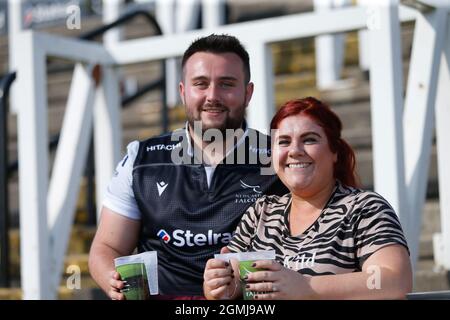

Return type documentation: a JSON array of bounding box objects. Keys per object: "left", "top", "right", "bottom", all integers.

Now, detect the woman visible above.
[{"left": 203, "top": 97, "right": 412, "bottom": 299}]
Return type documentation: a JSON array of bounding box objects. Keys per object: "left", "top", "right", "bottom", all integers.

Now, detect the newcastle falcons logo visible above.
[{"left": 240, "top": 180, "right": 262, "bottom": 194}]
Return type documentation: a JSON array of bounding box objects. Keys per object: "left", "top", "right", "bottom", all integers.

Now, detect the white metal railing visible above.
[
  {"left": 9, "top": 0, "right": 450, "bottom": 299},
  {"left": 13, "top": 30, "right": 120, "bottom": 299}
]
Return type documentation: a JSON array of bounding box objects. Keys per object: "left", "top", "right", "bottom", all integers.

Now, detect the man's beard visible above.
[{"left": 186, "top": 102, "right": 246, "bottom": 135}]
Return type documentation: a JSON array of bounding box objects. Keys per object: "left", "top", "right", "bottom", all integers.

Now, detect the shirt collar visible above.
[{"left": 184, "top": 121, "right": 249, "bottom": 159}]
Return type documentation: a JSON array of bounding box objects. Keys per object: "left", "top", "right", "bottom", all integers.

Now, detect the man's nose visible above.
[{"left": 206, "top": 84, "right": 220, "bottom": 102}]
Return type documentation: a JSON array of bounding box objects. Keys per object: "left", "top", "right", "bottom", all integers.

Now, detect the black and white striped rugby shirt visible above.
[{"left": 228, "top": 181, "right": 409, "bottom": 275}]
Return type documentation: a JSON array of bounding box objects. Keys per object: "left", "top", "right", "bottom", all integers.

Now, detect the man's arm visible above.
[{"left": 88, "top": 206, "right": 141, "bottom": 299}]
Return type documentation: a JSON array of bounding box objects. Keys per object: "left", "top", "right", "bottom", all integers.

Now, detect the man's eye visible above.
[
  {"left": 221, "top": 82, "right": 234, "bottom": 88},
  {"left": 194, "top": 82, "right": 207, "bottom": 87}
]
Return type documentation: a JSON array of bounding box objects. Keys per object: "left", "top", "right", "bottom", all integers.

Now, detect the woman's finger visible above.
[
  {"left": 245, "top": 281, "right": 278, "bottom": 293},
  {"left": 253, "top": 292, "right": 278, "bottom": 300},
  {"left": 246, "top": 270, "right": 275, "bottom": 282},
  {"left": 204, "top": 266, "right": 233, "bottom": 281},
  {"left": 209, "top": 283, "right": 231, "bottom": 299},
  {"left": 205, "top": 258, "right": 230, "bottom": 270},
  {"left": 206, "top": 275, "right": 233, "bottom": 290},
  {"left": 252, "top": 259, "right": 282, "bottom": 271}
]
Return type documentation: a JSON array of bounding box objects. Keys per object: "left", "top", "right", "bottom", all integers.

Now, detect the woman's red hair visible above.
[{"left": 270, "top": 97, "right": 359, "bottom": 188}]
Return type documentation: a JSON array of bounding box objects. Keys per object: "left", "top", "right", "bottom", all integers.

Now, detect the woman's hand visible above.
[
  {"left": 244, "top": 260, "right": 314, "bottom": 300},
  {"left": 203, "top": 258, "right": 240, "bottom": 300}
]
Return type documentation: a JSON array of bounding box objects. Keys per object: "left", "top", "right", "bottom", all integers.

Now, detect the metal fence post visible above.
[
  {"left": 0, "top": 79, "right": 10, "bottom": 288},
  {"left": 0, "top": 72, "right": 16, "bottom": 288}
]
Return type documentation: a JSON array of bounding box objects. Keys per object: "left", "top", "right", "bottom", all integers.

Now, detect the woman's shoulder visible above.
[
  {"left": 334, "top": 182, "right": 389, "bottom": 203},
  {"left": 257, "top": 192, "right": 291, "bottom": 205},
  {"left": 331, "top": 182, "right": 395, "bottom": 217}
]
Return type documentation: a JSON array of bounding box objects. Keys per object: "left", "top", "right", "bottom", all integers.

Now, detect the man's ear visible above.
[
  {"left": 179, "top": 81, "right": 185, "bottom": 105},
  {"left": 245, "top": 82, "right": 254, "bottom": 108}
]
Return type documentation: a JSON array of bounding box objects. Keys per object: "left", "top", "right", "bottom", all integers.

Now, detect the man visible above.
[{"left": 88, "top": 34, "right": 287, "bottom": 299}]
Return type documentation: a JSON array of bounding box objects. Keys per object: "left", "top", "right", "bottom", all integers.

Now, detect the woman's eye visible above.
[
  {"left": 278, "top": 140, "right": 289, "bottom": 146},
  {"left": 303, "top": 137, "right": 317, "bottom": 144}
]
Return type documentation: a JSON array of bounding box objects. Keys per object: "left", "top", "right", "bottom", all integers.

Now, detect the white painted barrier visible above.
[{"left": 10, "top": 0, "right": 450, "bottom": 299}]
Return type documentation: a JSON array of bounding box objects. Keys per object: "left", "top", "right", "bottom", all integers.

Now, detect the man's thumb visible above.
[{"left": 220, "top": 246, "right": 231, "bottom": 254}]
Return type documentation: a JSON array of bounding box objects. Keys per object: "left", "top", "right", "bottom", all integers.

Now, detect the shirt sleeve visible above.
[
  {"left": 354, "top": 191, "right": 409, "bottom": 266},
  {"left": 102, "top": 141, "right": 141, "bottom": 220},
  {"left": 227, "top": 196, "right": 266, "bottom": 253}
]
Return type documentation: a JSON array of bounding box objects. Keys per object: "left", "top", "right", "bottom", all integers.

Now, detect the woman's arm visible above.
[
  {"left": 245, "top": 244, "right": 412, "bottom": 300},
  {"left": 310, "top": 244, "right": 412, "bottom": 299}
]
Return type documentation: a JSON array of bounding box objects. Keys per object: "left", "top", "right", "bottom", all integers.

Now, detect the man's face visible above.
[{"left": 179, "top": 52, "right": 254, "bottom": 134}]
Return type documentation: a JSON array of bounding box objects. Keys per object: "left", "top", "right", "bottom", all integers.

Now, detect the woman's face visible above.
[{"left": 272, "top": 114, "right": 337, "bottom": 197}]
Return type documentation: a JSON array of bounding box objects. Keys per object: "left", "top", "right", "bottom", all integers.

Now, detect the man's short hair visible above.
[{"left": 181, "top": 34, "right": 251, "bottom": 83}]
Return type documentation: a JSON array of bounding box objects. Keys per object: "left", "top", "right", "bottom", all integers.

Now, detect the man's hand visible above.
[{"left": 108, "top": 271, "right": 128, "bottom": 300}]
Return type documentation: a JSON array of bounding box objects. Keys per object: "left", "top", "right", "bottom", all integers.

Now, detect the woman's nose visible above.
[{"left": 288, "top": 143, "right": 305, "bottom": 157}]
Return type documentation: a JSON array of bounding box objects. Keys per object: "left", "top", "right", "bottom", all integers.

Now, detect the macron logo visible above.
[{"left": 157, "top": 181, "right": 168, "bottom": 196}]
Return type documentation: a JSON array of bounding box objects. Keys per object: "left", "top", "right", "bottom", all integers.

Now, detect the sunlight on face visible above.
[
  {"left": 179, "top": 52, "right": 253, "bottom": 134},
  {"left": 272, "top": 114, "right": 337, "bottom": 197}
]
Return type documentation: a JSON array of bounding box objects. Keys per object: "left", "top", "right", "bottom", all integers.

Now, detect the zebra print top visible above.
[{"left": 228, "top": 181, "right": 409, "bottom": 276}]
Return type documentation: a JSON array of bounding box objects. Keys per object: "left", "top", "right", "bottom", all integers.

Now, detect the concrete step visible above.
[
  {"left": 414, "top": 259, "right": 450, "bottom": 292},
  {"left": 345, "top": 144, "right": 438, "bottom": 194},
  {"left": 0, "top": 270, "right": 106, "bottom": 300},
  {"left": 45, "top": 60, "right": 163, "bottom": 103},
  {"left": 0, "top": 286, "right": 94, "bottom": 300},
  {"left": 6, "top": 176, "right": 97, "bottom": 225},
  {"left": 121, "top": 99, "right": 163, "bottom": 129},
  {"left": 8, "top": 226, "right": 96, "bottom": 277}
]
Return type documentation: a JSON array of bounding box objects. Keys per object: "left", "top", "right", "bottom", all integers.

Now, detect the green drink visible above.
[
  {"left": 214, "top": 250, "right": 276, "bottom": 300},
  {"left": 239, "top": 260, "right": 263, "bottom": 300},
  {"left": 116, "top": 262, "right": 150, "bottom": 300}
]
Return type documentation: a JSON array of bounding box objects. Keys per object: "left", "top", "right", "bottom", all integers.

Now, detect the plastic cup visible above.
[
  {"left": 116, "top": 262, "right": 150, "bottom": 300},
  {"left": 215, "top": 250, "right": 275, "bottom": 300},
  {"left": 239, "top": 260, "right": 263, "bottom": 300}
]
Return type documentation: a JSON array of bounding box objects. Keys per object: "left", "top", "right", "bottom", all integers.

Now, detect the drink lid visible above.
[{"left": 214, "top": 250, "right": 275, "bottom": 262}]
